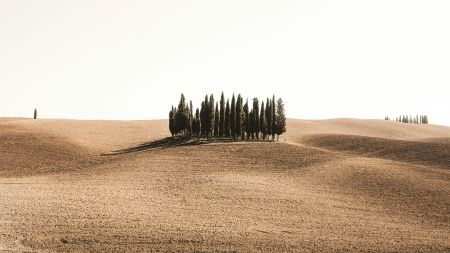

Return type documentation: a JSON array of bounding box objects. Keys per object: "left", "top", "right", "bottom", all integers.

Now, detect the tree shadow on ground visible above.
[
  {"left": 102, "top": 136, "right": 197, "bottom": 156},
  {"left": 103, "top": 136, "right": 242, "bottom": 156},
  {"left": 103, "top": 136, "right": 276, "bottom": 156}
]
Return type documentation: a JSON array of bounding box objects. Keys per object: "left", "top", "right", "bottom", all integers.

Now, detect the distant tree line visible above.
[
  {"left": 169, "top": 93, "right": 286, "bottom": 141},
  {"left": 384, "top": 115, "right": 428, "bottom": 124}
]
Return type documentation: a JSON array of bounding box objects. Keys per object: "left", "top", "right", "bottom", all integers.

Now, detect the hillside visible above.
[{"left": 0, "top": 118, "right": 449, "bottom": 252}]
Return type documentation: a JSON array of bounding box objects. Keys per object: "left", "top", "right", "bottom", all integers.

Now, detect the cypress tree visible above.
[
  {"left": 266, "top": 98, "right": 272, "bottom": 140},
  {"left": 214, "top": 102, "right": 219, "bottom": 138},
  {"left": 225, "top": 99, "right": 231, "bottom": 138},
  {"left": 236, "top": 95, "right": 243, "bottom": 140},
  {"left": 174, "top": 93, "right": 189, "bottom": 135},
  {"left": 192, "top": 108, "right": 201, "bottom": 138},
  {"left": 260, "top": 101, "right": 267, "bottom": 140},
  {"left": 271, "top": 95, "right": 276, "bottom": 140},
  {"left": 249, "top": 109, "right": 255, "bottom": 139},
  {"left": 200, "top": 95, "right": 209, "bottom": 137},
  {"left": 252, "top": 98, "right": 260, "bottom": 140},
  {"left": 169, "top": 106, "right": 175, "bottom": 137},
  {"left": 200, "top": 101, "right": 205, "bottom": 136},
  {"left": 188, "top": 100, "right": 193, "bottom": 137},
  {"left": 34, "top": 108, "right": 37, "bottom": 120},
  {"left": 230, "top": 94, "right": 236, "bottom": 139},
  {"left": 275, "top": 98, "right": 287, "bottom": 141},
  {"left": 244, "top": 99, "right": 250, "bottom": 139},
  {"left": 219, "top": 92, "right": 225, "bottom": 137},
  {"left": 209, "top": 94, "right": 215, "bottom": 139}
]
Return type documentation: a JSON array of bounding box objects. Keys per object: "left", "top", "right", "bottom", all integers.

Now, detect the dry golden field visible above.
[{"left": 1, "top": 118, "right": 449, "bottom": 252}]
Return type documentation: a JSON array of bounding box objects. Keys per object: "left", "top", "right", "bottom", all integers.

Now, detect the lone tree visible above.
[
  {"left": 275, "top": 98, "right": 287, "bottom": 140},
  {"left": 34, "top": 108, "right": 37, "bottom": 120}
]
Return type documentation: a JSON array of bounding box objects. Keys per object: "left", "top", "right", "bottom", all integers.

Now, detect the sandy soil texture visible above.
[{"left": 1, "top": 118, "right": 449, "bottom": 252}]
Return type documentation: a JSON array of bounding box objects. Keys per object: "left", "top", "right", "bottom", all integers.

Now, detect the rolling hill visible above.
[{"left": 0, "top": 118, "right": 449, "bottom": 252}]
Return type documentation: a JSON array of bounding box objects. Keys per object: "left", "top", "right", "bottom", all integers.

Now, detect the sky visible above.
[{"left": 1, "top": 0, "right": 449, "bottom": 125}]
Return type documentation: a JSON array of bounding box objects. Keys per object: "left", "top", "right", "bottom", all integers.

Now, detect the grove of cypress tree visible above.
[
  {"left": 252, "top": 98, "right": 260, "bottom": 140},
  {"left": 260, "top": 101, "right": 267, "bottom": 140},
  {"left": 219, "top": 92, "right": 225, "bottom": 137},
  {"left": 275, "top": 98, "right": 287, "bottom": 141},
  {"left": 230, "top": 94, "right": 236, "bottom": 139},
  {"left": 214, "top": 102, "right": 219, "bottom": 138},
  {"left": 225, "top": 99, "right": 231, "bottom": 138},
  {"left": 168, "top": 93, "right": 286, "bottom": 141}
]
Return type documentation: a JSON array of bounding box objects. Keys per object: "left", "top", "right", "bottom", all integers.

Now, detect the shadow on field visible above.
[
  {"left": 103, "top": 136, "right": 199, "bottom": 155},
  {"left": 103, "top": 136, "right": 246, "bottom": 156}
]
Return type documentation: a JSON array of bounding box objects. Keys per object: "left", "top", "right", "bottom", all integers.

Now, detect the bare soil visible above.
[{"left": 1, "top": 118, "right": 449, "bottom": 252}]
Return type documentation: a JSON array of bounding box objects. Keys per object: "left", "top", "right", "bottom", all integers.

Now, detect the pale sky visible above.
[{"left": 1, "top": 1, "right": 449, "bottom": 125}]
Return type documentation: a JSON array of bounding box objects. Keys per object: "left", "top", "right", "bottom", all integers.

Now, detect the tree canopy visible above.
[{"left": 168, "top": 93, "right": 287, "bottom": 141}]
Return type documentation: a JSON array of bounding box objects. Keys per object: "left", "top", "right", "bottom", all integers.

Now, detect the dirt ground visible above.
[{"left": 1, "top": 118, "right": 449, "bottom": 252}]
